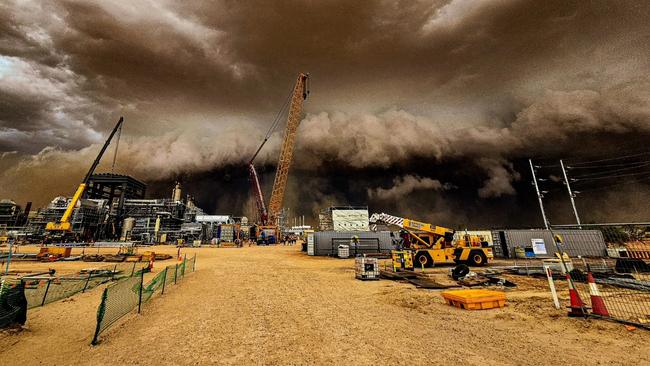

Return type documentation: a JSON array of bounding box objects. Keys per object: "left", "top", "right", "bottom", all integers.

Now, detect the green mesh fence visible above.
[
  {"left": 92, "top": 255, "right": 197, "bottom": 345},
  {"left": 92, "top": 275, "right": 142, "bottom": 341},
  {"left": 22, "top": 261, "right": 149, "bottom": 309},
  {"left": 0, "top": 279, "right": 27, "bottom": 328},
  {"left": 141, "top": 269, "right": 166, "bottom": 303},
  {"left": 165, "top": 264, "right": 178, "bottom": 287}
]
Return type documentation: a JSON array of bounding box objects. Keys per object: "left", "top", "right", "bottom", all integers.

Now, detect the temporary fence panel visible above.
[
  {"left": 567, "top": 259, "right": 650, "bottom": 330},
  {"left": 92, "top": 255, "right": 196, "bottom": 344}
]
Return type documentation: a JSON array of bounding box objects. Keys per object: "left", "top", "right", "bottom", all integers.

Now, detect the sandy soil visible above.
[{"left": 1, "top": 245, "right": 649, "bottom": 366}]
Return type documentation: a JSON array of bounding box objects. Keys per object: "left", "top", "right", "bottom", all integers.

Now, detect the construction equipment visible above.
[
  {"left": 248, "top": 73, "right": 310, "bottom": 242},
  {"left": 37, "top": 247, "right": 72, "bottom": 261},
  {"left": 391, "top": 250, "right": 414, "bottom": 271},
  {"left": 46, "top": 117, "right": 124, "bottom": 241},
  {"left": 370, "top": 212, "right": 493, "bottom": 267}
]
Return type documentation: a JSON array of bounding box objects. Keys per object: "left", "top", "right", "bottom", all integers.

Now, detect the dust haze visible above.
[{"left": 1, "top": 0, "right": 650, "bottom": 226}]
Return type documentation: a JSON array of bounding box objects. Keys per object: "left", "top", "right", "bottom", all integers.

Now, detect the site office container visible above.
[
  {"left": 312, "top": 231, "right": 393, "bottom": 256},
  {"left": 491, "top": 229, "right": 607, "bottom": 258}
]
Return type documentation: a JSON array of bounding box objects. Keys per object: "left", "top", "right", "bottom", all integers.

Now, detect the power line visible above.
[
  {"left": 574, "top": 170, "right": 650, "bottom": 181},
  {"left": 569, "top": 151, "right": 650, "bottom": 166},
  {"left": 575, "top": 175, "right": 650, "bottom": 193},
  {"left": 567, "top": 159, "right": 650, "bottom": 169},
  {"left": 572, "top": 161, "right": 650, "bottom": 179}
]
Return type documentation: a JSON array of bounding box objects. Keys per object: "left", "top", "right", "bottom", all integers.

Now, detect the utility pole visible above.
[
  {"left": 560, "top": 159, "right": 582, "bottom": 228},
  {"left": 529, "top": 159, "right": 549, "bottom": 229}
]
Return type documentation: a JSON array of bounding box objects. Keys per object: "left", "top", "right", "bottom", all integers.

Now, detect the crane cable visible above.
[{"left": 249, "top": 87, "right": 294, "bottom": 164}]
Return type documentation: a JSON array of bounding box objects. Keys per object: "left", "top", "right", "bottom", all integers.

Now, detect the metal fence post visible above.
[
  {"left": 174, "top": 264, "right": 178, "bottom": 284},
  {"left": 91, "top": 288, "right": 108, "bottom": 345},
  {"left": 111, "top": 264, "right": 118, "bottom": 280},
  {"left": 131, "top": 262, "right": 136, "bottom": 276},
  {"left": 4, "top": 241, "right": 13, "bottom": 276},
  {"left": 193, "top": 255, "right": 196, "bottom": 272},
  {"left": 83, "top": 272, "right": 92, "bottom": 293},
  {"left": 161, "top": 267, "right": 168, "bottom": 295},
  {"left": 41, "top": 279, "right": 52, "bottom": 306},
  {"left": 137, "top": 270, "right": 144, "bottom": 314},
  {"left": 181, "top": 255, "right": 186, "bottom": 277}
]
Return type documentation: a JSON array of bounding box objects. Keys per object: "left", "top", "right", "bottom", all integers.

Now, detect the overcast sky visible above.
[{"left": 1, "top": 0, "right": 649, "bottom": 225}]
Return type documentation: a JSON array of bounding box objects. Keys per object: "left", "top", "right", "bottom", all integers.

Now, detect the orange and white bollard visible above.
[
  {"left": 587, "top": 271, "right": 609, "bottom": 317},
  {"left": 566, "top": 273, "right": 588, "bottom": 317},
  {"left": 148, "top": 255, "right": 155, "bottom": 271}
]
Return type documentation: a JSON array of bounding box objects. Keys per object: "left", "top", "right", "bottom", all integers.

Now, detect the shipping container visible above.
[
  {"left": 312, "top": 231, "right": 393, "bottom": 256},
  {"left": 492, "top": 229, "right": 606, "bottom": 258}
]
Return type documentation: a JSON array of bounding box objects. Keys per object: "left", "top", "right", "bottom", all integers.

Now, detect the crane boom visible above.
[
  {"left": 369, "top": 212, "right": 454, "bottom": 236},
  {"left": 46, "top": 116, "right": 124, "bottom": 232},
  {"left": 267, "top": 73, "right": 309, "bottom": 224},
  {"left": 248, "top": 163, "right": 268, "bottom": 224}
]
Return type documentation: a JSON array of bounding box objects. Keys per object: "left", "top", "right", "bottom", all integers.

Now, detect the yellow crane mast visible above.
[{"left": 267, "top": 73, "right": 310, "bottom": 224}]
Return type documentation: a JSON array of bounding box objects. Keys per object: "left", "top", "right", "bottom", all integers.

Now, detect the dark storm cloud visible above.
[{"left": 1, "top": 0, "right": 650, "bottom": 224}]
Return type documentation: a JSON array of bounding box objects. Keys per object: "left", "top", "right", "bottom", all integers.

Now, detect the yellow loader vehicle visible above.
[{"left": 369, "top": 213, "right": 493, "bottom": 267}]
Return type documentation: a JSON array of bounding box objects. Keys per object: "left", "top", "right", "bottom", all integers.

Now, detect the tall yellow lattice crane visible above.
[
  {"left": 248, "top": 73, "right": 309, "bottom": 243},
  {"left": 267, "top": 73, "right": 309, "bottom": 224}
]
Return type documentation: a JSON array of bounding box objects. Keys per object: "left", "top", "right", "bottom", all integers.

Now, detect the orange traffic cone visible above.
[
  {"left": 587, "top": 271, "right": 609, "bottom": 317},
  {"left": 566, "top": 274, "right": 588, "bottom": 317},
  {"left": 148, "top": 255, "right": 155, "bottom": 271}
]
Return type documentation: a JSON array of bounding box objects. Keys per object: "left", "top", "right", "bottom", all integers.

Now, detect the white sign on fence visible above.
[{"left": 531, "top": 238, "right": 547, "bottom": 255}]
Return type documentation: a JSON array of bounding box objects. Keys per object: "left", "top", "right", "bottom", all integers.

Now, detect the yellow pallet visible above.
[{"left": 441, "top": 289, "right": 506, "bottom": 310}]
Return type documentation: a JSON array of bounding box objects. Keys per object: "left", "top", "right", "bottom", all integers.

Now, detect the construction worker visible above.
[{"left": 351, "top": 235, "right": 360, "bottom": 253}]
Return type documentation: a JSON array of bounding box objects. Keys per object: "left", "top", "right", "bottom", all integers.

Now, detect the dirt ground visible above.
[{"left": 1, "top": 244, "right": 649, "bottom": 365}]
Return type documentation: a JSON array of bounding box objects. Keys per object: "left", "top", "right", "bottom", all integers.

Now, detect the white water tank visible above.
[
  {"left": 172, "top": 182, "right": 182, "bottom": 201},
  {"left": 337, "top": 244, "right": 350, "bottom": 259},
  {"left": 121, "top": 217, "right": 135, "bottom": 239}
]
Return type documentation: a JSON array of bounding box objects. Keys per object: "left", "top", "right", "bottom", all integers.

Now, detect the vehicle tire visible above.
[
  {"left": 452, "top": 264, "right": 470, "bottom": 280},
  {"left": 468, "top": 251, "right": 488, "bottom": 266},
  {"left": 415, "top": 252, "right": 434, "bottom": 268}
]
